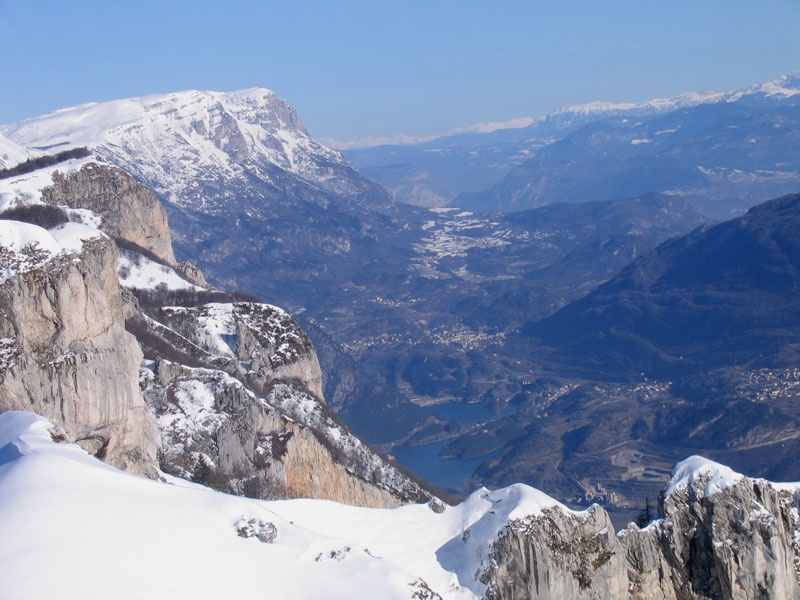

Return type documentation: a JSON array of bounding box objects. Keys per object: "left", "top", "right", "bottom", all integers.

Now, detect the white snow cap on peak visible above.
[
  {"left": 664, "top": 455, "right": 744, "bottom": 499},
  {"left": 0, "top": 87, "right": 354, "bottom": 212},
  {"left": 1, "top": 87, "right": 306, "bottom": 152}
]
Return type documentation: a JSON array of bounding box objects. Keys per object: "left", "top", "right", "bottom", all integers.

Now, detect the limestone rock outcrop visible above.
[
  {"left": 152, "top": 302, "right": 324, "bottom": 399},
  {"left": 482, "top": 458, "right": 800, "bottom": 600},
  {"left": 0, "top": 235, "right": 159, "bottom": 477},
  {"left": 137, "top": 301, "right": 430, "bottom": 507},
  {"left": 175, "top": 260, "right": 210, "bottom": 288},
  {"left": 40, "top": 162, "right": 177, "bottom": 265}
]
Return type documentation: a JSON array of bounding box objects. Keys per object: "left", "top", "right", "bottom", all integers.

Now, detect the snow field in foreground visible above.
[
  {"left": 2, "top": 412, "right": 793, "bottom": 600},
  {"left": 0, "top": 411, "right": 565, "bottom": 600}
]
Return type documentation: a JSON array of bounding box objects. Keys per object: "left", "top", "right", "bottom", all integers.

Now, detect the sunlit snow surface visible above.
[
  {"left": 3, "top": 416, "right": 800, "bottom": 599},
  {"left": 0, "top": 220, "right": 106, "bottom": 284},
  {"left": 664, "top": 455, "right": 745, "bottom": 498},
  {"left": 117, "top": 250, "right": 199, "bottom": 291},
  {"left": 664, "top": 455, "right": 800, "bottom": 502},
  {"left": 0, "top": 155, "right": 112, "bottom": 283},
  {"left": 0, "top": 156, "right": 94, "bottom": 212},
  {"left": 0, "top": 131, "right": 36, "bottom": 169},
  {"left": 0, "top": 411, "right": 573, "bottom": 600},
  {"left": 0, "top": 153, "right": 199, "bottom": 293}
]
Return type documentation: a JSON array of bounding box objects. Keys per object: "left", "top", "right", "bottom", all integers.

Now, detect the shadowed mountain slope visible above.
[{"left": 523, "top": 192, "right": 800, "bottom": 380}]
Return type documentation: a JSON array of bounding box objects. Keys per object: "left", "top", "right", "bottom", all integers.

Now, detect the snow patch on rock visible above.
[
  {"left": 0, "top": 220, "right": 104, "bottom": 284},
  {"left": 118, "top": 250, "right": 200, "bottom": 291},
  {"left": 0, "top": 156, "right": 95, "bottom": 211}
]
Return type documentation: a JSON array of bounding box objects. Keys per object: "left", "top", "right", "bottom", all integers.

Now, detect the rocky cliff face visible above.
[
  {"left": 142, "top": 359, "right": 406, "bottom": 507},
  {"left": 0, "top": 232, "right": 159, "bottom": 477},
  {"left": 152, "top": 302, "right": 324, "bottom": 399},
  {"left": 135, "top": 299, "right": 430, "bottom": 507},
  {"left": 39, "top": 161, "right": 177, "bottom": 265},
  {"left": 482, "top": 457, "right": 800, "bottom": 600}
]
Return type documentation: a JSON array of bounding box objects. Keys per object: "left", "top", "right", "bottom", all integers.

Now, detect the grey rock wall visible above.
[
  {"left": 153, "top": 302, "right": 324, "bottom": 400},
  {"left": 41, "top": 162, "right": 177, "bottom": 265},
  {"left": 0, "top": 236, "right": 159, "bottom": 477},
  {"left": 483, "top": 473, "right": 800, "bottom": 599},
  {"left": 143, "top": 358, "right": 414, "bottom": 507}
]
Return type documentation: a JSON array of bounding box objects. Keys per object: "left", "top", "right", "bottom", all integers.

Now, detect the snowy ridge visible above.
[
  {"left": 665, "top": 455, "right": 800, "bottom": 501},
  {"left": 118, "top": 249, "right": 199, "bottom": 291},
  {"left": 0, "top": 412, "right": 435, "bottom": 600},
  {"left": 664, "top": 455, "right": 745, "bottom": 499},
  {"left": 0, "top": 220, "right": 106, "bottom": 284},
  {"left": 549, "top": 90, "right": 727, "bottom": 120},
  {"left": 0, "top": 410, "right": 571, "bottom": 600},
  {"left": 729, "top": 72, "right": 800, "bottom": 101},
  {"left": 3, "top": 413, "right": 800, "bottom": 599},
  {"left": 1, "top": 89, "right": 370, "bottom": 211},
  {"left": 0, "top": 156, "right": 95, "bottom": 212},
  {"left": 330, "top": 72, "right": 800, "bottom": 149},
  {"left": 0, "top": 132, "right": 36, "bottom": 169},
  {"left": 667, "top": 455, "right": 793, "bottom": 501},
  {"left": 549, "top": 73, "right": 800, "bottom": 122}
]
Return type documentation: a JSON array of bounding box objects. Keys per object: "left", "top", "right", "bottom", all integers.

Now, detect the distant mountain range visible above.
[{"left": 345, "top": 74, "right": 800, "bottom": 217}]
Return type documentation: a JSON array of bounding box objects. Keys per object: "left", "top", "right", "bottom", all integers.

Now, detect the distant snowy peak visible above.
[
  {"left": 551, "top": 72, "right": 800, "bottom": 123},
  {"left": 730, "top": 72, "right": 800, "bottom": 100},
  {"left": 550, "top": 90, "right": 726, "bottom": 120},
  {"left": 4, "top": 87, "right": 308, "bottom": 147},
  {"left": 1, "top": 88, "right": 366, "bottom": 211},
  {"left": 333, "top": 72, "right": 800, "bottom": 149}
]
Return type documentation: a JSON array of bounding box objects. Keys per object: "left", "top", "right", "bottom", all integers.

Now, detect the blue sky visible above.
[{"left": 2, "top": 0, "right": 799, "bottom": 142}]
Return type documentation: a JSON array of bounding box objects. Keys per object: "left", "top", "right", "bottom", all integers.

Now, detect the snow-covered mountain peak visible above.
[
  {"left": 551, "top": 90, "right": 727, "bottom": 120},
  {"left": 0, "top": 88, "right": 367, "bottom": 213},
  {"left": 3, "top": 87, "right": 306, "bottom": 147},
  {"left": 733, "top": 71, "right": 800, "bottom": 100}
]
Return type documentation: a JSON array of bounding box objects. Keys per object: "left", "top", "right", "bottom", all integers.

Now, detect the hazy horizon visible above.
[{"left": 2, "top": 0, "right": 799, "bottom": 142}]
